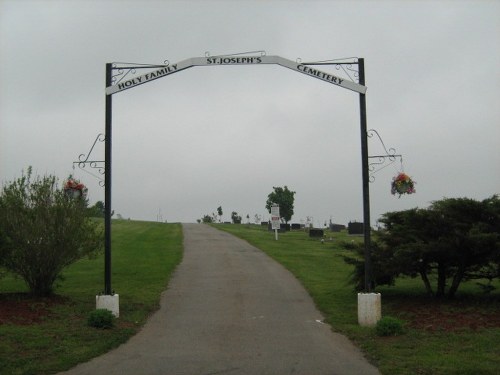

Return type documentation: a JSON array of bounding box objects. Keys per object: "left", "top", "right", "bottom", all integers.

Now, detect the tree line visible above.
[
  {"left": 198, "top": 186, "right": 296, "bottom": 225},
  {"left": 4, "top": 168, "right": 496, "bottom": 300}
]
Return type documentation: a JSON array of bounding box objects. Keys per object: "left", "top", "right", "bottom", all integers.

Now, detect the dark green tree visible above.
[
  {"left": 231, "top": 211, "right": 242, "bottom": 224},
  {"left": 344, "top": 196, "right": 500, "bottom": 298},
  {"left": 429, "top": 196, "right": 500, "bottom": 297},
  {"left": 87, "top": 201, "right": 105, "bottom": 218},
  {"left": 201, "top": 214, "right": 213, "bottom": 223},
  {"left": 265, "top": 186, "right": 296, "bottom": 224},
  {"left": 217, "top": 206, "right": 223, "bottom": 222},
  {"left": 0, "top": 168, "right": 103, "bottom": 296}
]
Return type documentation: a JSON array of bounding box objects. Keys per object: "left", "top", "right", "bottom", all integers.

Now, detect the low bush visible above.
[
  {"left": 0, "top": 168, "right": 103, "bottom": 296},
  {"left": 376, "top": 316, "right": 405, "bottom": 336},
  {"left": 87, "top": 309, "right": 115, "bottom": 329}
]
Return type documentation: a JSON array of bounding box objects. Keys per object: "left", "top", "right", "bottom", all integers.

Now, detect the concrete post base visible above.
[
  {"left": 358, "top": 293, "right": 381, "bottom": 327},
  {"left": 96, "top": 294, "right": 119, "bottom": 317}
]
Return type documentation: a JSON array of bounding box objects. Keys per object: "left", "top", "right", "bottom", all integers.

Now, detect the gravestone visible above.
[
  {"left": 348, "top": 221, "right": 364, "bottom": 235},
  {"left": 330, "top": 223, "right": 346, "bottom": 232},
  {"left": 309, "top": 228, "right": 324, "bottom": 238},
  {"left": 280, "top": 223, "right": 290, "bottom": 232}
]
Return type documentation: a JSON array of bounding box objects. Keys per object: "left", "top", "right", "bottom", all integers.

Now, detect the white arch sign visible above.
[
  {"left": 106, "top": 55, "right": 367, "bottom": 95},
  {"left": 99, "top": 54, "right": 375, "bottom": 305}
]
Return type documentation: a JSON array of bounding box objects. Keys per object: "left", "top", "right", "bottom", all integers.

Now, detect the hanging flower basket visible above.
[
  {"left": 391, "top": 172, "right": 416, "bottom": 197},
  {"left": 64, "top": 176, "right": 88, "bottom": 200}
]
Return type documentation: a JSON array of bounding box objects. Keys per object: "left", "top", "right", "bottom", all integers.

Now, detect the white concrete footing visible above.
[
  {"left": 96, "top": 294, "right": 119, "bottom": 317},
  {"left": 358, "top": 293, "right": 381, "bottom": 327}
]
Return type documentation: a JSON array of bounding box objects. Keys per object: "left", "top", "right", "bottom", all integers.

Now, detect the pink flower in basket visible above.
[
  {"left": 391, "top": 172, "right": 416, "bottom": 197},
  {"left": 64, "top": 176, "right": 88, "bottom": 199}
]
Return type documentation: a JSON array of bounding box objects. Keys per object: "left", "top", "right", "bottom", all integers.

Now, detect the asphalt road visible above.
[{"left": 59, "top": 223, "right": 379, "bottom": 375}]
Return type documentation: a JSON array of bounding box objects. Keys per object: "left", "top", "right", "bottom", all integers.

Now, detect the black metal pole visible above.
[
  {"left": 104, "top": 63, "right": 112, "bottom": 295},
  {"left": 358, "top": 58, "right": 372, "bottom": 292}
]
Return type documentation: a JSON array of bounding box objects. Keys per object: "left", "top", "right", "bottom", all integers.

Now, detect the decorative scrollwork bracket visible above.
[
  {"left": 110, "top": 61, "right": 171, "bottom": 87},
  {"left": 367, "top": 129, "right": 402, "bottom": 182},
  {"left": 299, "top": 57, "right": 360, "bottom": 83},
  {"left": 72, "top": 133, "right": 106, "bottom": 186}
]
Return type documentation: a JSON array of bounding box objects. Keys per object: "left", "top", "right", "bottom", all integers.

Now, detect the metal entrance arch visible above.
[{"left": 103, "top": 53, "right": 372, "bottom": 298}]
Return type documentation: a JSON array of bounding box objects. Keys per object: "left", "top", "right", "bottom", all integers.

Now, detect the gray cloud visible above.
[{"left": 1, "top": 0, "right": 499, "bottom": 225}]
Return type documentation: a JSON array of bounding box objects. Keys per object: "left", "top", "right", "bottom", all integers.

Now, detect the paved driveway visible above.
[{"left": 59, "top": 223, "right": 379, "bottom": 375}]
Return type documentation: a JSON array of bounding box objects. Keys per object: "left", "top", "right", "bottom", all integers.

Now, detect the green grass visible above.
[
  {"left": 0, "top": 220, "right": 183, "bottom": 375},
  {"left": 2, "top": 221, "right": 498, "bottom": 374},
  {"left": 213, "top": 223, "right": 500, "bottom": 375}
]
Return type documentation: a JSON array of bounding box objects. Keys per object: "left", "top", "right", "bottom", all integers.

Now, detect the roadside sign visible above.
[
  {"left": 271, "top": 216, "right": 280, "bottom": 230},
  {"left": 271, "top": 205, "right": 280, "bottom": 230}
]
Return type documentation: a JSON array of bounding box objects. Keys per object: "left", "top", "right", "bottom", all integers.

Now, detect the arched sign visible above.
[
  {"left": 106, "top": 55, "right": 366, "bottom": 95},
  {"left": 101, "top": 54, "right": 372, "bottom": 305}
]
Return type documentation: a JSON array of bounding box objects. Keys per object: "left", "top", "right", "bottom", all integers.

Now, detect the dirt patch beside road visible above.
[
  {"left": 0, "top": 293, "right": 69, "bottom": 325},
  {"left": 389, "top": 297, "right": 500, "bottom": 332}
]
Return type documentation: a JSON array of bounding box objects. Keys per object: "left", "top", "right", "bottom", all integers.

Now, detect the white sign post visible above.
[{"left": 271, "top": 204, "right": 280, "bottom": 241}]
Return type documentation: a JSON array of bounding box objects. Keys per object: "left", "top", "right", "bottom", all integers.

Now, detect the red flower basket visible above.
[
  {"left": 64, "top": 177, "right": 88, "bottom": 199},
  {"left": 391, "top": 172, "right": 416, "bottom": 197}
]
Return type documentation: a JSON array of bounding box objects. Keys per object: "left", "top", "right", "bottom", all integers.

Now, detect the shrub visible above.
[
  {"left": 376, "top": 316, "right": 405, "bottom": 336},
  {"left": 87, "top": 309, "right": 115, "bottom": 329},
  {"left": 0, "top": 168, "right": 103, "bottom": 296},
  {"left": 344, "top": 196, "right": 500, "bottom": 298}
]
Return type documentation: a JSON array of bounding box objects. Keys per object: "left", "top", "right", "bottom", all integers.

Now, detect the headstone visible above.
[
  {"left": 348, "top": 221, "right": 364, "bottom": 235},
  {"left": 309, "top": 228, "right": 324, "bottom": 238},
  {"left": 330, "top": 223, "right": 346, "bottom": 232},
  {"left": 280, "top": 223, "right": 290, "bottom": 231},
  {"left": 268, "top": 223, "right": 285, "bottom": 232}
]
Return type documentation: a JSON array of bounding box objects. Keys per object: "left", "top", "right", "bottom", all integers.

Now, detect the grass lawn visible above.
[
  {"left": 214, "top": 223, "right": 500, "bottom": 375},
  {"left": 0, "top": 220, "right": 183, "bottom": 375},
  {"left": 1, "top": 221, "right": 498, "bottom": 374}
]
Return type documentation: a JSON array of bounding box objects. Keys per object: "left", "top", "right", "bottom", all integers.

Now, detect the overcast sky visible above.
[{"left": 1, "top": 0, "right": 499, "bottom": 226}]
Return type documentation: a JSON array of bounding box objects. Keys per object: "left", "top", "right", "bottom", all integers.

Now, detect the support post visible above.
[
  {"left": 357, "top": 58, "right": 380, "bottom": 325},
  {"left": 358, "top": 58, "right": 372, "bottom": 292},
  {"left": 104, "top": 63, "right": 112, "bottom": 295},
  {"left": 97, "top": 63, "right": 119, "bottom": 317}
]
